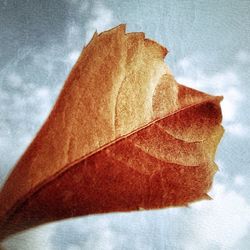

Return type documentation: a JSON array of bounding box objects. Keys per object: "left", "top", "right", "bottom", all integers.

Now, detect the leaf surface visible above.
[{"left": 0, "top": 24, "right": 223, "bottom": 240}]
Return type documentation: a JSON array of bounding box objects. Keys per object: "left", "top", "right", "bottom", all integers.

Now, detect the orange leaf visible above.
[{"left": 0, "top": 24, "right": 223, "bottom": 240}]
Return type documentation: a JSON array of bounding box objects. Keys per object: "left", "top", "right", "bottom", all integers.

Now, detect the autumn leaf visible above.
[{"left": 0, "top": 24, "right": 223, "bottom": 240}]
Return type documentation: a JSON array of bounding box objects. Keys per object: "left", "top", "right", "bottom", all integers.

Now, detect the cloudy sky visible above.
[{"left": 0, "top": 0, "right": 250, "bottom": 249}]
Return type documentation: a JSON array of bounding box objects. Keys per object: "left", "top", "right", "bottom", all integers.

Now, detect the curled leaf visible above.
[{"left": 0, "top": 24, "right": 223, "bottom": 240}]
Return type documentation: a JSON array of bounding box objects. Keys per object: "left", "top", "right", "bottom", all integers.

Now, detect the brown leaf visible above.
[{"left": 0, "top": 24, "right": 224, "bottom": 240}]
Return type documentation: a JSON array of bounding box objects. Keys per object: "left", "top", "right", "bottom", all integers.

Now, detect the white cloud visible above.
[
  {"left": 176, "top": 57, "right": 241, "bottom": 94},
  {"left": 83, "top": 228, "right": 116, "bottom": 250},
  {"left": 48, "top": 216, "right": 118, "bottom": 250},
  {"left": 234, "top": 175, "right": 245, "bottom": 187},
  {"left": 66, "top": 0, "right": 89, "bottom": 12},
  {"left": 183, "top": 183, "right": 250, "bottom": 250},
  {"left": 85, "top": 2, "right": 116, "bottom": 43},
  {"left": 76, "top": 217, "right": 116, "bottom": 250},
  {"left": 236, "top": 50, "right": 250, "bottom": 64},
  {"left": 66, "top": 50, "right": 81, "bottom": 65},
  {"left": 2, "top": 224, "right": 56, "bottom": 250},
  {"left": 32, "top": 49, "right": 56, "bottom": 76},
  {"left": 7, "top": 72, "right": 22, "bottom": 88},
  {"left": 226, "top": 122, "right": 250, "bottom": 137},
  {"left": 66, "top": 24, "right": 82, "bottom": 49},
  {"left": 67, "top": 245, "right": 81, "bottom": 250}
]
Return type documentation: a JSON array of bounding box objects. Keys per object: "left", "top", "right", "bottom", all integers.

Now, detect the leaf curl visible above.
[{"left": 0, "top": 24, "right": 223, "bottom": 240}]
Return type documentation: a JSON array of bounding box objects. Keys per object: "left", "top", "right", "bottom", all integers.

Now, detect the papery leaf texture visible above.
[{"left": 0, "top": 24, "right": 223, "bottom": 240}]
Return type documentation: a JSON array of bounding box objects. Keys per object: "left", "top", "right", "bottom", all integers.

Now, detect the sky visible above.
[{"left": 0, "top": 0, "right": 250, "bottom": 249}]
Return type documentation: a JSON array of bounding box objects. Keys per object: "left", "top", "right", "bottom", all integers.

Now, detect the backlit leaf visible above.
[{"left": 0, "top": 25, "right": 223, "bottom": 240}]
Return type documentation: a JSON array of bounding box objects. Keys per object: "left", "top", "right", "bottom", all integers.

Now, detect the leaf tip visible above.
[{"left": 202, "top": 194, "right": 213, "bottom": 200}]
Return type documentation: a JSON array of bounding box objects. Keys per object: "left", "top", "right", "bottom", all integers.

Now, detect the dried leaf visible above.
[{"left": 0, "top": 24, "right": 223, "bottom": 240}]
